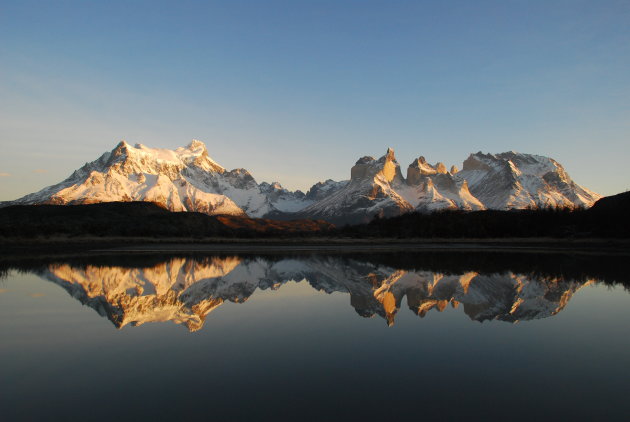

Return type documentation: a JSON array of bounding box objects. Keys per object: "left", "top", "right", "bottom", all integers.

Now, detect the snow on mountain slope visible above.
[
  {"left": 277, "top": 147, "right": 600, "bottom": 225},
  {"left": 457, "top": 151, "right": 602, "bottom": 209},
  {"left": 305, "top": 179, "right": 349, "bottom": 201},
  {"left": 11, "top": 140, "right": 244, "bottom": 215},
  {"left": 399, "top": 156, "right": 485, "bottom": 212},
  {"left": 9, "top": 140, "right": 313, "bottom": 217},
  {"left": 259, "top": 182, "right": 313, "bottom": 212},
  {"left": 294, "top": 148, "right": 415, "bottom": 225},
  {"left": 295, "top": 149, "right": 485, "bottom": 224}
]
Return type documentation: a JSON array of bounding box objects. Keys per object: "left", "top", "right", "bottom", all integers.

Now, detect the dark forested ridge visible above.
[
  {"left": 0, "top": 191, "right": 628, "bottom": 241},
  {"left": 0, "top": 202, "right": 333, "bottom": 239},
  {"left": 340, "top": 192, "right": 630, "bottom": 238}
]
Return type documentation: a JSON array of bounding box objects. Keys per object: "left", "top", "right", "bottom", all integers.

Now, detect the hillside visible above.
[{"left": 0, "top": 202, "right": 333, "bottom": 239}]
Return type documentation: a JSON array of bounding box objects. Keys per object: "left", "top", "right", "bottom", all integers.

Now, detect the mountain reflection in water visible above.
[{"left": 37, "top": 254, "right": 602, "bottom": 331}]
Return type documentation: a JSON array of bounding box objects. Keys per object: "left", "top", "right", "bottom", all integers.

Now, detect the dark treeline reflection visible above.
[{"left": 3, "top": 251, "right": 629, "bottom": 331}]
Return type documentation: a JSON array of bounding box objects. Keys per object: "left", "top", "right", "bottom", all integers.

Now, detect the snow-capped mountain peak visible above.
[
  {"left": 5, "top": 141, "right": 602, "bottom": 224},
  {"left": 457, "top": 151, "right": 601, "bottom": 209},
  {"left": 114, "top": 139, "right": 226, "bottom": 173}
]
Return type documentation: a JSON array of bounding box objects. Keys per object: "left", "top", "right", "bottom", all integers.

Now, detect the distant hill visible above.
[
  {"left": 339, "top": 191, "right": 630, "bottom": 238},
  {"left": 0, "top": 202, "right": 333, "bottom": 239},
  {"left": 589, "top": 191, "right": 630, "bottom": 214}
]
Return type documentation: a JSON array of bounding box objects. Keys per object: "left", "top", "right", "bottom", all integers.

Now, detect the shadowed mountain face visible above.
[{"left": 36, "top": 255, "right": 598, "bottom": 331}]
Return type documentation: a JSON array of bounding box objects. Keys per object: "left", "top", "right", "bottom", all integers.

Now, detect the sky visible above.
[{"left": 1, "top": 0, "right": 629, "bottom": 200}]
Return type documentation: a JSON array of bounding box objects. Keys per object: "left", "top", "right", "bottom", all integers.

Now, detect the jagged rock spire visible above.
[{"left": 385, "top": 147, "right": 396, "bottom": 162}]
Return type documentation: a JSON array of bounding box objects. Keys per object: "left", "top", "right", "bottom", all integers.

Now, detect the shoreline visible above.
[{"left": 1, "top": 236, "right": 629, "bottom": 257}]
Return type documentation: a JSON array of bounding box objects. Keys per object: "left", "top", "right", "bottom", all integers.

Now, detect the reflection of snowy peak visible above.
[
  {"left": 11, "top": 140, "right": 312, "bottom": 217},
  {"left": 42, "top": 257, "right": 243, "bottom": 331},
  {"left": 40, "top": 256, "right": 590, "bottom": 331},
  {"left": 401, "top": 272, "right": 585, "bottom": 323}
]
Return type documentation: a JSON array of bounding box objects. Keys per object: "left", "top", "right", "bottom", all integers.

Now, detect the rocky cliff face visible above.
[
  {"left": 295, "top": 148, "right": 487, "bottom": 224},
  {"left": 402, "top": 156, "right": 485, "bottom": 212},
  {"left": 294, "top": 148, "right": 414, "bottom": 225}
]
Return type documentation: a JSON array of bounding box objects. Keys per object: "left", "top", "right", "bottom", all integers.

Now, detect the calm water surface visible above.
[{"left": 1, "top": 251, "right": 629, "bottom": 421}]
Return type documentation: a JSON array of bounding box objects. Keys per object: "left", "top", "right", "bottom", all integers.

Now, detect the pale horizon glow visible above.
[{"left": 1, "top": 0, "right": 629, "bottom": 200}]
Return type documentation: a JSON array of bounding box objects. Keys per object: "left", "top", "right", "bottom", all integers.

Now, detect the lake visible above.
[{"left": 1, "top": 249, "right": 629, "bottom": 421}]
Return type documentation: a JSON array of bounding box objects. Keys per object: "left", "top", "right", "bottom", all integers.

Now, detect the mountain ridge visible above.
[{"left": 4, "top": 140, "right": 602, "bottom": 224}]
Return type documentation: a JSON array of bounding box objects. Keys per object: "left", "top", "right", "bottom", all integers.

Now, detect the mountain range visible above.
[{"left": 5, "top": 140, "right": 601, "bottom": 224}]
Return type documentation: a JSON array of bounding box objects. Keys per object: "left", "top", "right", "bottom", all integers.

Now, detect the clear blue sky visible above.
[{"left": 1, "top": 0, "right": 629, "bottom": 200}]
